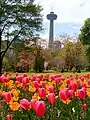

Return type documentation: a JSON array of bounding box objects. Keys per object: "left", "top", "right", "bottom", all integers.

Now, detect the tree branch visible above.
[{"left": 1, "top": 27, "right": 24, "bottom": 59}]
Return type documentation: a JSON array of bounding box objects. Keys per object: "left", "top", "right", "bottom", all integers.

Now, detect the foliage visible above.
[
  {"left": 0, "top": 0, "right": 43, "bottom": 75},
  {"left": 79, "top": 18, "right": 90, "bottom": 64},
  {"left": 79, "top": 18, "right": 90, "bottom": 45}
]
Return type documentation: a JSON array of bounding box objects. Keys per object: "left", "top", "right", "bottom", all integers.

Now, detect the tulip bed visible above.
[{"left": 0, "top": 73, "right": 90, "bottom": 120}]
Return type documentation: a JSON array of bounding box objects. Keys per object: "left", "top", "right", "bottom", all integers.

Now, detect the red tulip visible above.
[
  {"left": 20, "top": 99, "right": 30, "bottom": 110},
  {"left": 6, "top": 114, "right": 12, "bottom": 120},
  {"left": 35, "top": 101, "right": 46, "bottom": 117},
  {"left": 41, "top": 81, "right": 46, "bottom": 87},
  {"left": 48, "top": 85, "right": 55, "bottom": 93},
  {"left": 82, "top": 103, "right": 88, "bottom": 110},
  {"left": 33, "top": 81, "right": 40, "bottom": 89},
  {"left": 38, "top": 88, "right": 46, "bottom": 99},
  {"left": 48, "top": 93, "right": 56, "bottom": 104},
  {"left": 16, "top": 76, "right": 23, "bottom": 82},
  {"left": 22, "top": 77, "right": 29, "bottom": 87},
  {"left": 31, "top": 99, "right": 37, "bottom": 110},
  {"left": 81, "top": 83, "right": 86, "bottom": 88},
  {"left": 80, "top": 77, "right": 84, "bottom": 82},
  {"left": 22, "top": 73, "right": 28, "bottom": 77},
  {"left": 59, "top": 90, "right": 68, "bottom": 101},
  {"left": 78, "top": 88, "right": 86, "bottom": 99},
  {"left": 4, "top": 92, "right": 12, "bottom": 103},
  {"left": 15, "top": 72, "right": 18, "bottom": 77},
  {"left": 66, "top": 79, "right": 71, "bottom": 85},
  {"left": 32, "top": 75, "right": 36, "bottom": 81},
  {"left": 75, "top": 74, "right": 79, "bottom": 79},
  {"left": 44, "top": 74, "right": 49, "bottom": 79}
]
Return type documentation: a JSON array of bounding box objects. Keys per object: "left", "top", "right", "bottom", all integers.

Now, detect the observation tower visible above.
[{"left": 47, "top": 12, "right": 57, "bottom": 48}]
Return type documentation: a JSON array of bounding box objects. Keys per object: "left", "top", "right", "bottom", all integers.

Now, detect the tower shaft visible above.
[{"left": 49, "top": 20, "right": 54, "bottom": 48}]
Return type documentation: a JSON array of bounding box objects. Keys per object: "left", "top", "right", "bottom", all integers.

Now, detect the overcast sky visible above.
[{"left": 35, "top": 0, "right": 90, "bottom": 39}]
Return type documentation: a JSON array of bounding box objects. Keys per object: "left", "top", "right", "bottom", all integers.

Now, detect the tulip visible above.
[
  {"left": 69, "top": 82, "right": 78, "bottom": 91},
  {"left": 35, "top": 78, "right": 40, "bottom": 83},
  {"left": 88, "top": 80, "right": 90, "bottom": 85},
  {"left": 16, "top": 76, "right": 23, "bottom": 82},
  {"left": 6, "top": 114, "right": 12, "bottom": 120},
  {"left": 15, "top": 72, "right": 18, "bottom": 77},
  {"left": 75, "top": 74, "right": 79, "bottom": 79},
  {"left": 35, "top": 101, "right": 46, "bottom": 117},
  {"left": 48, "top": 93, "right": 56, "bottom": 104},
  {"left": 20, "top": 99, "right": 30, "bottom": 110},
  {"left": 81, "top": 83, "right": 86, "bottom": 88},
  {"left": 22, "top": 77, "right": 29, "bottom": 87},
  {"left": 78, "top": 88, "right": 86, "bottom": 99},
  {"left": 33, "top": 81, "right": 40, "bottom": 89},
  {"left": 68, "top": 90, "right": 75, "bottom": 99},
  {"left": 82, "top": 103, "right": 88, "bottom": 110},
  {"left": 59, "top": 90, "right": 68, "bottom": 101},
  {"left": 4, "top": 92, "right": 12, "bottom": 103},
  {"left": 41, "top": 81, "right": 46, "bottom": 87},
  {"left": 22, "top": 73, "right": 28, "bottom": 77},
  {"left": 54, "top": 77, "right": 60, "bottom": 84},
  {"left": 60, "top": 76, "right": 65, "bottom": 81},
  {"left": 38, "top": 88, "right": 46, "bottom": 99},
  {"left": 66, "top": 79, "right": 71, "bottom": 85},
  {"left": 48, "top": 85, "right": 55, "bottom": 93},
  {"left": 80, "top": 77, "right": 84, "bottom": 82},
  {"left": 0, "top": 76, "right": 9, "bottom": 83},
  {"left": 32, "top": 75, "right": 36, "bottom": 81},
  {"left": 31, "top": 99, "right": 37, "bottom": 110},
  {"left": 50, "top": 75, "right": 56, "bottom": 80}
]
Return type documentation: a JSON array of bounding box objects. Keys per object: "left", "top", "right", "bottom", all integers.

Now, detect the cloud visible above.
[{"left": 35, "top": 0, "right": 90, "bottom": 23}]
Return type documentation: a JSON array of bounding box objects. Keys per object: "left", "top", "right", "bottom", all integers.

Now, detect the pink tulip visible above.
[
  {"left": 20, "top": 99, "right": 30, "bottom": 110},
  {"left": 69, "top": 82, "right": 78, "bottom": 91},
  {"left": 78, "top": 88, "right": 86, "bottom": 99},
  {"left": 82, "top": 103, "right": 88, "bottom": 110},
  {"left": 68, "top": 90, "right": 75, "bottom": 99},
  {"left": 54, "top": 77, "right": 60, "bottom": 84},
  {"left": 48, "top": 85, "right": 55, "bottom": 93},
  {"left": 35, "top": 101, "right": 46, "bottom": 117},
  {"left": 22, "top": 77, "right": 29, "bottom": 87},
  {"left": 0, "top": 76, "right": 9, "bottom": 83},
  {"left": 35, "top": 78, "right": 40, "bottom": 83},
  {"left": 88, "top": 80, "right": 90, "bottom": 85},
  {"left": 38, "top": 88, "right": 46, "bottom": 99},
  {"left": 48, "top": 93, "right": 56, "bottom": 104}
]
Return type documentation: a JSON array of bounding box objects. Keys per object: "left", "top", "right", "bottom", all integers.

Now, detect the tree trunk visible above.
[{"left": 0, "top": 29, "right": 2, "bottom": 76}]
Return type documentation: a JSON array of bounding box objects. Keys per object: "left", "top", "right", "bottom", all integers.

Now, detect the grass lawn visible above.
[{"left": 11, "top": 71, "right": 90, "bottom": 77}]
